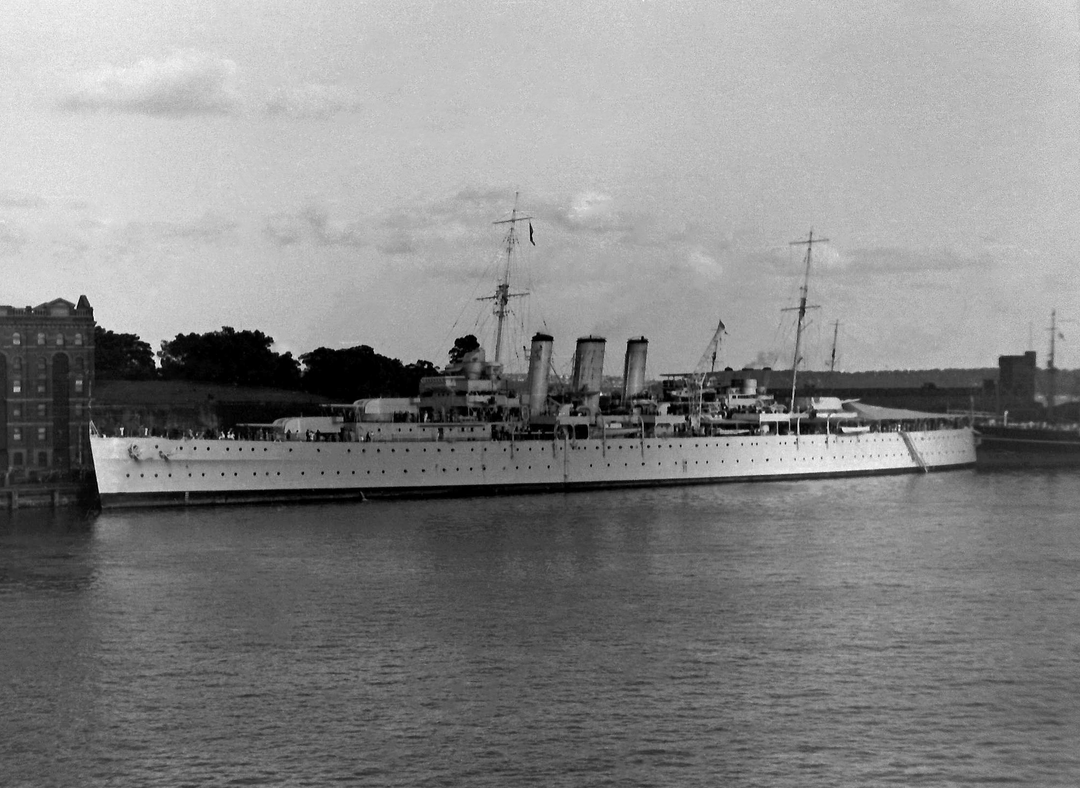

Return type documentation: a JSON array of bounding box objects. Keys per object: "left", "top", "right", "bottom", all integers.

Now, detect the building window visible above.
[
  {"left": 37, "top": 451, "right": 48, "bottom": 467},
  {"left": 37, "top": 427, "right": 46, "bottom": 441},
  {"left": 12, "top": 452, "right": 23, "bottom": 466},
  {"left": 37, "top": 357, "right": 45, "bottom": 370},
  {"left": 74, "top": 377, "right": 84, "bottom": 393},
  {"left": 36, "top": 404, "right": 47, "bottom": 418},
  {"left": 13, "top": 428, "right": 22, "bottom": 441},
  {"left": 37, "top": 333, "right": 45, "bottom": 345},
  {"left": 12, "top": 406, "right": 21, "bottom": 419},
  {"left": 36, "top": 380, "right": 47, "bottom": 394},
  {"left": 56, "top": 333, "right": 64, "bottom": 346},
  {"left": 13, "top": 357, "right": 21, "bottom": 371},
  {"left": 74, "top": 403, "right": 83, "bottom": 417},
  {"left": 74, "top": 333, "right": 83, "bottom": 346},
  {"left": 12, "top": 332, "right": 20, "bottom": 346},
  {"left": 12, "top": 379, "right": 20, "bottom": 394}
]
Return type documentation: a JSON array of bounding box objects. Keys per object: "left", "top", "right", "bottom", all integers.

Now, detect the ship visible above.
[
  {"left": 89, "top": 213, "right": 976, "bottom": 508},
  {"left": 975, "top": 310, "right": 1080, "bottom": 467},
  {"left": 975, "top": 421, "right": 1080, "bottom": 467}
]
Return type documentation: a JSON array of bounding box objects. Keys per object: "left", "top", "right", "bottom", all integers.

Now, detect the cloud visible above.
[
  {"left": 0, "top": 195, "right": 101, "bottom": 260},
  {"left": 570, "top": 191, "right": 612, "bottom": 222},
  {"left": 0, "top": 190, "right": 89, "bottom": 212},
  {"left": 83, "top": 215, "right": 237, "bottom": 277},
  {"left": 263, "top": 213, "right": 306, "bottom": 246},
  {"left": 255, "top": 188, "right": 733, "bottom": 296},
  {"left": 122, "top": 213, "right": 239, "bottom": 243},
  {"left": 263, "top": 189, "right": 511, "bottom": 262},
  {"left": 842, "top": 246, "right": 988, "bottom": 274},
  {"left": 747, "top": 240, "right": 986, "bottom": 279},
  {"left": 0, "top": 220, "right": 28, "bottom": 257},
  {"left": 265, "top": 84, "right": 364, "bottom": 118},
  {"left": 60, "top": 52, "right": 241, "bottom": 116},
  {"left": 376, "top": 233, "right": 416, "bottom": 255},
  {"left": 684, "top": 248, "right": 723, "bottom": 280},
  {"left": 166, "top": 212, "right": 239, "bottom": 241},
  {"left": 559, "top": 191, "right": 635, "bottom": 235},
  {"left": 263, "top": 206, "right": 367, "bottom": 247},
  {"left": 0, "top": 190, "right": 46, "bottom": 210}
]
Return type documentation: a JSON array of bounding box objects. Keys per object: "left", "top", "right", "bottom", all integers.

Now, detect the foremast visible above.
[{"left": 481, "top": 193, "right": 532, "bottom": 364}]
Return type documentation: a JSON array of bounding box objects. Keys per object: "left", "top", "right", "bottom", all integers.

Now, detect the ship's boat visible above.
[{"left": 89, "top": 217, "right": 976, "bottom": 508}]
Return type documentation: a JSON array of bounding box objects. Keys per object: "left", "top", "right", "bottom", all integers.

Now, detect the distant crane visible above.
[
  {"left": 697, "top": 317, "right": 728, "bottom": 375},
  {"left": 681, "top": 317, "right": 727, "bottom": 422}
]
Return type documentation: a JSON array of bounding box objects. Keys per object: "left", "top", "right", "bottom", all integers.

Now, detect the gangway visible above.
[{"left": 899, "top": 431, "right": 929, "bottom": 472}]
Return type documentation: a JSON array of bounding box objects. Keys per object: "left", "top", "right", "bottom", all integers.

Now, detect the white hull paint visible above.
[{"left": 90, "top": 427, "right": 976, "bottom": 508}]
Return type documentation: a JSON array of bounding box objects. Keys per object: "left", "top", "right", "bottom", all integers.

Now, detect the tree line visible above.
[{"left": 92, "top": 325, "right": 471, "bottom": 400}]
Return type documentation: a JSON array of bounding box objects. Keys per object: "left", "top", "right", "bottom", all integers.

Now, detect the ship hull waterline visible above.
[
  {"left": 975, "top": 427, "right": 1080, "bottom": 468},
  {"left": 91, "top": 428, "right": 977, "bottom": 509}
]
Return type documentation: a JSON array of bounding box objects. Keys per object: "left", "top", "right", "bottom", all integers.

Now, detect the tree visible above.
[
  {"left": 300, "top": 345, "right": 437, "bottom": 401},
  {"left": 158, "top": 326, "right": 301, "bottom": 388},
  {"left": 449, "top": 334, "right": 480, "bottom": 364},
  {"left": 94, "top": 326, "right": 157, "bottom": 380}
]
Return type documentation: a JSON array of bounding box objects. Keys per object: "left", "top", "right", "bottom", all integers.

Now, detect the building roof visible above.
[{"left": 0, "top": 295, "right": 93, "bottom": 318}]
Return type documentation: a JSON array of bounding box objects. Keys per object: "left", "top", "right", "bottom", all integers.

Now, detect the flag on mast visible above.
[{"left": 529, "top": 221, "right": 535, "bottom": 245}]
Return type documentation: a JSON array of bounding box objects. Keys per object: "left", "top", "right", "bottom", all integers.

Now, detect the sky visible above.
[{"left": 3, "top": 0, "right": 1080, "bottom": 377}]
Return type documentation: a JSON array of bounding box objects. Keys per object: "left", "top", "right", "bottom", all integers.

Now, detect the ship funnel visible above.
[
  {"left": 622, "top": 337, "right": 649, "bottom": 402},
  {"left": 526, "top": 332, "right": 554, "bottom": 417},
  {"left": 572, "top": 336, "right": 606, "bottom": 405},
  {"left": 462, "top": 347, "right": 486, "bottom": 380}
]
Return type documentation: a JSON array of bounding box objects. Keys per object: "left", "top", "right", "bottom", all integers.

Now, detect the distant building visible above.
[
  {"left": 0, "top": 296, "right": 94, "bottom": 482},
  {"left": 997, "top": 351, "right": 1038, "bottom": 407}
]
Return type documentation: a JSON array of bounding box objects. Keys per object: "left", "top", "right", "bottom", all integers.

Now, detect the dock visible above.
[{"left": 0, "top": 482, "right": 97, "bottom": 510}]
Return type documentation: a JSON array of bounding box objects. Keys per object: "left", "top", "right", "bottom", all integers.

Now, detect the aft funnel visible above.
[{"left": 622, "top": 337, "right": 648, "bottom": 402}]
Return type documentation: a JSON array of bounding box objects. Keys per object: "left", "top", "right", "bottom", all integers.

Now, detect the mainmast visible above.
[
  {"left": 482, "top": 194, "right": 531, "bottom": 364},
  {"left": 786, "top": 229, "right": 827, "bottom": 408}
]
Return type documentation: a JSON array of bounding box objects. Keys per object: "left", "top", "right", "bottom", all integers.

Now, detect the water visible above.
[{"left": 3, "top": 470, "right": 1080, "bottom": 786}]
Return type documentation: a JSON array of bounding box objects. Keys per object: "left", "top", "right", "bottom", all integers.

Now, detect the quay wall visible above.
[{"left": 1, "top": 482, "right": 96, "bottom": 511}]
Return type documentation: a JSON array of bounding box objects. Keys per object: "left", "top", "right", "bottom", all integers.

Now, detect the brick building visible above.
[{"left": 0, "top": 296, "right": 95, "bottom": 482}]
